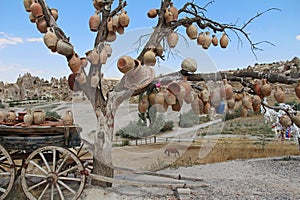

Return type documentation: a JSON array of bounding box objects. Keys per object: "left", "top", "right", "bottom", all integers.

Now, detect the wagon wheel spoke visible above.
[
  {"left": 24, "top": 173, "right": 47, "bottom": 179},
  {"left": 56, "top": 155, "right": 70, "bottom": 173},
  {"left": 58, "top": 165, "right": 78, "bottom": 176},
  {"left": 0, "top": 145, "right": 15, "bottom": 200},
  {"left": 51, "top": 184, "right": 54, "bottom": 200},
  {"left": 38, "top": 183, "right": 50, "bottom": 200},
  {"left": 55, "top": 182, "right": 65, "bottom": 200},
  {"left": 39, "top": 152, "right": 51, "bottom": 172},
  {"left": 58, "top": 180, "right": 76, "bottom": 195},
  {"left": 28, "top": 180, "right": 47, "bottom": 192},
  {"left": 52, "top": 149, "right": 56, "bottom": 172},
  {"left": 59, "top": 176, "right": 82, "bottom": 182},
  {"left": 29, "top": 160, "right": 48, "bottom": 175}
]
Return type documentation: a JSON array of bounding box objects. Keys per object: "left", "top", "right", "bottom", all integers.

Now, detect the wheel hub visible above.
[{"left": 47, "top": 172, "right": 58, "bottom": 184}]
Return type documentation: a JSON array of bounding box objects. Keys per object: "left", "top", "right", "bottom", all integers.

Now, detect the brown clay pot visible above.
[
  {"left": 86, "top": 48, "right": 99, "bottom": 65},
  {"left": 29, "top": 12, "right": 36, "bottom": 23},
  {"left": 99, "top": 49, "right": 108, "bottom": 64},
  {"left": 191, "top": 94, "right": 204, "bottom": 115},
  {"left": 80, "top": 57, "right": 88, "bottom": 68},
  {"left": 7, "top": 110, "right": 16, "bottom": 123},
  {"left": 116, "top": 26, "right": 125, "bottom": 35},
  {"left": 223, "top": 79, "right": 233, "bottom": 100},
  {"left": 33, "top": 110, "right": 46, "bottom": 125},
  {"left": 273, "top": 86, "right": 286, "bottom": 103},
  {"left": 169, "top": 2, "right": 178, "bottom": 21},
  {"left": 24, "top": 0, "right": 32, "bottom": 12},
  {"left": 117, "top": 56, "right": 135, "bottom": 73},
  {"left": 119, "top": 9, "right": 130, "bottom": 27},
  {"left": 227, "top": 99, "right": 235, "bottom": 110},
  {"left": 200, "top": 87, "right": 210, "bottom": 102},
  {"left": 36, "top": 15, "right": 47, "bottom": 33},
  {"left": 24, "top": 110, "right": 33, "bottom": 126},
  {"left": 279, "top": 115, "right": 292, "bottom": 128},
  {"left": 260, "top": 79, "right": 272, "bottom": 97},
  {"left": 89, "top": 12, "right": 101, "bottom": 32},
  {"left": 93, "top": 0, "right": 103, "bottom": 10},
  {"left": 251, "top": 95, "right": 261, "bottom": 108},
  {"left": 186, "top": 24, "right": 198, "bottom": 40},
  {"left": 197, "top": 32, "right": 205, "bottom": 46},
  {"left": 147, "top": 9, "right": 157, "bottom": 18},
  {"left": 43, "top": 27, "right": 58, "bottom": 52},
  {"left": 155, "top": 44, "right": 163, "bottom": 57},
  {"left": 211, "top": 35, "right": 218, "bottom": 46},
  {"left": 68, "top": 53, "right": 81, "bottom": 74},
  {"left": 148, "top": 92, "right": 157, "bottom": 106},
  {"left": 112, "top": 15, "right": 120, "bottom": 30},
  {"left": 202, "top": 32, "right": 212, "bottom": 49},
  {"left": 107, "top": 17, "right": 115, "bottom": 32},
  {"left": 103, "top": 44, "right": 112, "bottom": 57},
  {"left": 292, "top": 112, "right": 300, "bottom": 128},
  {"left": 63, "top": 110, "right": 74, "bottom": 126},
  {"left": 106, "top": 31, "right": 117, "bottom": 42},
  {"left": 164, "top": 89, "right": 176, "bottom": 105},
  {"left": 172, "top": 99, "right": 183, "bottom": 112},
  {"left": 253, "top": 80, "right": 262, "bottom": 98},
  {"left": 240, "top": 108, "right": 248, "bottom": 117},
  {"left": 242, "top": 92, "right": 252, "bottom": 109},
  {"left": 220, "top": 33, "right": 229, "bottom": 48},
  {"left": 164, "top": 8, "right": 174, "bottom": 23},
  {"left": 57, "top": 39, "right": 74, "bottom": 57},
  {"left": 295, "top": 79, "right": 300, "bottom": 99},
  {"left": 210, "top": 87, "right": 222, "bottom": 108},
  {"left": 138, "top": 95, "right": 149, "bottom": 113},
  {"left": 167, "top": 82, "right": 181, "bottom": 95},
  {"left": 167, "top": 31, "right": 178, "bottom": 48},
  {"left": 203, "top": 102, "right": 211, "bottom": 114},
  {"left": 30, "top": 2, "right": 43, "bottom": 18},
  {"left": 50, "top": 8, "right": 58, "bottom": 21},
  {"left": 143, "top": 50, "right": 156, "bottom": 66}
]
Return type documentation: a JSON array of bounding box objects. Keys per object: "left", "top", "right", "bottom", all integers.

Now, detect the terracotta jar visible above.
[
  {"left": 0, "top": 111, "right": 7, "bottom": 123},
  {"left": 57, "top": 39, "right": 74, "bottom": 57},
  {"left": 116, "top": 26, "right": 125, "bottom": 35},
  {"left": 167, "top": 31, "right": 178, "bottom": 48},
  {"left": 117, "top": 56, "right": 135, "bottom": 73},
  {"left": 155, "top": 44, "right": 163, "bottom": 57},
  {"left": 295, "top": 79, "right": 300, "bottom": 99},
  {"left": 138, "top": 95, "right": 149, "bottom": 113},
  {"left": 103, "top": 44, "right": 112, "bottom": 57},
  {"left": 223, "top": 79, "right": 233, "bottom": 100},
  {"left": 220, "top": 33, "right": 229, "bottom": 48},
  {"left": 107, "top": 17, "right": 115, "bottom": 32},
  {"left": 33, "top": 110, "right": 46, "bottom": 125},
  {"left": 203, "top": 102, "right": 211, "bottom": 114},
  {"left": 68, "top": 53, "right": 81, "bottom": 74},
  {"left": 279, "top": 115, "right": 292, "bottom": 128},
  {"left": 36, "top": 16, "right": 47, "bottom": 33},
  {"left": 202, "top": 32, "right": 212, "bottom": 49},
  {"left": 212, "top": 35, "right": 218, "bottom": 46},
  {"left": 292, "top": 112, "right": 300, "bottom": 128},
  {"left": 112, "top": 15, "right": 120, "bottom": 29},
  {"left": 242, "top": 92, "right": 252, "bottom": 109},
  {"left": 43, "top": 27, "right": 58, "bottom": 52},
  {"left": 99, "top": 49, "right": 108, "bottom": 64},
  {"left": 227, "top": 99, "right": 235, "bottom": 110},
  {"left": 75, "top": 71, "right": 86, "bottom": 84},
  {"left": 169, "top": 2, "right": 178, "bottom": 21},
  {"left": 273, "top": 86, "right": 286, "bottom": 103},
  {"left": 50, "top": 8, "right": 58, "bottom": 21},
  {"left": 29, "top": 12, "right": 36, "bottom": 23},
  {"left": 93, "top": 0, "right": 103, "bottom": 10},
  {"left": 167, "top": 82, "right": 181, "bottom": 95},
  {"left": 253, "top": 80, "right": 262, "bottom": 98},
  {"left": 30, "top": 1, "right": 43, "bottom": 18},
  {"left": 251, "top": 95, "right": 261, "bottom": 107},
  {"left": 106, "top": 31, "right": 117, "bottom": 42},
  {"left": 119, "top": 9, "right": 130, "bottom": 27},
  {"left": 86, "top": 48, "right": 99, "bottom": 65},
  {"left": 172, "top": 99, "right": 183, "bottom": 112},
  {"left": 181, "top": 58, "right": 197, "bottom": 72},
  {"left": 23, "top": 0, "right": 32, "bottom": 12},
  {"left": 197, "top": 32, "right": 205, "bottom": 46},
  {"left": 147, "top": 8, "right": 157, "bottom": 18},
  {"left": 199, "top": 88, "right": 209, "bottom": 103},
  {"left": 24, "top": 110, "right": 33, "bottom": 126},
  {"left": 164, "top": 8, "right": 174, "bottom": 23},
  {"left": 89, "top": 11, "right": 101, "bottom": 32},
  {"left": 148, "top": 92, "right": 157, "bottom": 106},
  {"left": 260, "top": 79, "right": 272, "bottom": 97},
  {"left": 191, "top": 94, "right": 204, "bottom": 115},
  {"left": 18, "top": 112, "right": 27, "bottom": 122},
  {"left": 240, "top": 108, "right": 248, "bottom": 117},
  {"left": 164, "top": 89, "right": 176, "bottom": 105},
  {"left": 186, "top": 24, "right": 198, "bottom": 40},
  {"left": 80, "top": 57, "right": 88, "bottom": 68},
  {"left": 91, "top": 71, "right": 100, "bottom": 88},
  {"left": 7, "top": 110, "right": 16, "bottom": 123},
  {"left": 63, "top": 110, "right": 74, "bottom": 126},
  {"left": 143, "top": 50, "right": 156, "bottom": 66}
]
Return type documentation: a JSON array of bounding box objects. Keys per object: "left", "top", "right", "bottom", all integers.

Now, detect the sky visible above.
[{"left": 0, "top": 0, "right": 299, "bottom": 83}]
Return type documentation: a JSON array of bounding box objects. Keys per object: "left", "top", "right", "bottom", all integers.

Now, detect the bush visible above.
[
  {"left": 223, "top": 106, "right": 242, "bottom": 121},
  {"left": 46, "top": 111, "right": 61, "bottom": 119},
  {"left": 179, "top": 110, "right": 199, "bottom": 128},
  {"left": 160, "top": 121, "right": 174, "bottom": 132},
  {"left": 0, "top": 103, "right": 5, "bottom": 109}
]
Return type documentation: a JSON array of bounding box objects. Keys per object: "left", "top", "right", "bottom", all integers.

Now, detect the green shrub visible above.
[
  {"left": 121, "top": 139, "right": 130, "bottom": 146},
  {"left": 160, "top": 120, "right": 174, "bottom": 132},
  {"left": 223, "top": 106, "right": 242, "bottom": 121},
  {"left": 0, "top": 103, "right": 5, "bottom": 109},
  {"left": 46, "top": 111, "right": 61, "bottom": 119},
  {"left": 179, "top": 110, "right": 198, "bottom": 128}
]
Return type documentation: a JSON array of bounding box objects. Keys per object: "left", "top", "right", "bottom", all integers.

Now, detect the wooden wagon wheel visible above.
[
  {"left": 0, "top": 144, "right": 15, "bottom": 200},
  {"left": 20, "top": 146, "right": 86, "bottom": 200}
]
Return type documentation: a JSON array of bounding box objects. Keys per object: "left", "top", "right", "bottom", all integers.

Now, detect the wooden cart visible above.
[{"left": 0, "top": 124, "right": 89, "bottom": 200}]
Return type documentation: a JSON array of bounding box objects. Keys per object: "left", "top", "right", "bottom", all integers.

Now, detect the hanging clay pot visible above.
[
  {"left": 186, "top": 24, "right": 198, "bottom": 40},
  {"left": 43, "top": 27, "right": 58, "bottom": 52},
  {"left": 91, "top": 71, "right": 100, "bottom": 88},
  {"left": 107, "top": 17, "right": 115, "bottom": 32},
  {"left": 116, "top": 26, "right": 125, "bottom": 35},
  {"left": 274, "top": 85, "right": 286, "bottom": 103},
  {"left": 75, "top": 71, "right": 86, "bottom": 85},
  {"left": 167, "top": 31, "right": 178, "bottom": 48},
  {"left": 99, "top": 49, "right": 108, "bottom": 64},
  {"left": 260, "top": 79, "right": 272, "bottom": 97},
  {"left": 292, "top": 112, "right": 300, "bottom": 128},
  {"left": 251, "top": 95, "right": 261, "bottom": 108},
  {"left": 117, "top": 56, "right": 135, "bottom": 73},
  {"left": 112, "top": 15, "right": 120, "bottom": 30},
  {"left": 164, "top": 8, "right": 174, "bottom": 23},
  {"left": 68, "top": 53, "right": 81, "bottom": 74},
  {"left": 89, "top": 11, "right": 101, "bottom": 32},
  {"left": 191, "top": 94, "right": 204, "bottom": 115},
  {"left": 143, "top": 50, "right": 156, "bottom": 66},
  {"left": 172, "top": 99, "right": 183, "bottom": 112},
  {"left": 252, "top": 104, "right": 261, "bottom": 112},
  {"left": 147, "top": 8, "right": 157, "bottom": 18},
  {"left": 23, "top": 0, "right": 32, "bottom": 12},
  {"left": 203, "top": 102, "right": 211, "bottom": 114},
  {"left": 212, "top": 35, "right": 218, "bottom": 46},
  {"left": 179, "top": 80, "right": 192, "bottom": 98},
  {"left": 279, "top": 115, "right": 292, "bottom": 128},
  {"left": 240, "top": 108, "right": 248, "bottom": 117},
  {"left": 93, "top": 0, "right": 103, "bottom": 10},
  {"left": 80, "top": 57, "right": 88, "bottom": 68},
  {"left": 223, "top": 79, "right": 233, "bottom": 100},
  {"left": 197, "top": 32, "right": 205, "bottom": 46},
  {"left": 50, "top": 8, "right": 58, "bottom": 21},
  {"left": 154, "top": 88, "right": 165, "bottom": 106},
  {"left": 30, "top": 1, "right": 43, "bottom": 18},
  {"left": 202, "top": 31, "right": 212, "bottom": 49},
  {"left": 155, "top": 44, "right": 163, "bottom": 57},
  {"left": 36, "top": 15, "right": 47, "bottom": 33},
  {"left": 167, "top": 82, "right": 181, "bottom": 95},
  {"left": 33, "top": 110, "right": 46, "bottom": 125},
  {"left": 103, "top": 44, "right": 112, "bottom": 57},
  {"left": 86, "top": 48, "right": 99, "bottom": 65},
  {"left": 220, "top": 32, "right": 229, "bottom": 48},
  {"left": 24, "top": 110, "right": 33, "bottom": 126},
  {"left": 148, "top": 92, "right": 157, "bottom": 106},
  {"left": 29, "top": 12, "right": 36, "bottom": 23},
  {"left": 106, "top": 31, "right": 117, "bottom": 42},
  {"left": 253, "top": 80, "right": 262, "bottom": 98},
  {"left": 138, "top": 95, "right": 149, "bottom": 113},
  {"left": 295, "top": 79, "right": 300, "bottom": 99},
  {"left": 181, "top": 58, "right": 197, "bottom": 72},
  {"left": 242, "top": 92, "right": 252, "bottom": 109},
  {"left": 169, "top": 2, "right": 178, "bottom": 21},
  {"left": 164, "top": 89, "right": 176, "bottom": 105},
  {"left": 227, "top": 99, "right": 235, "bottom": 110},
  {"left": 184, "top": 92, "right": 193, "bottom": 104},
  {"left": 200, "top": 87, "right": 210, "bottom": 102},
  {"left": 119, "top": 9, "right": 130, "bottom": 27},
  {"left": 57, "top": 39, "right": 74, "bottom": 57},
  {"left": 63, "top": 110, "right": 74, "bottom": 126}
]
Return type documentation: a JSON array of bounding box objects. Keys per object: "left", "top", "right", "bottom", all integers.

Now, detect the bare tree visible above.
[{"left": 24, "top": 0, "right": 281, "bottom": 187}]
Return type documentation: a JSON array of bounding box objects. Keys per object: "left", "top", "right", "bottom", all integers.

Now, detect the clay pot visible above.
[
  {"left": 91, "top": 71, "right": 100, "bottom": 88},
  {"left": 18, "top": 112, "right": 27, "bottom": 122},
  {"left": 253, "top": 80, "right": 262, "bottom": 98},
  {"left": 200, "top": 87, "right": 210, "bottom": 102},
  {"left": 292, "top": 113, "right": 300, "bottom": 128},
  {"left": 68, "top": 73, "right": 80, "bottom": 92},
  {"left": 68, "top": 53, "right": 81, "bottom": 74},
  {"left": 220, "top": 33, "right": 229, "bottom": 48},
  {"left": 167, "top": 82, "right": 181, "bottom": 95},
  {"left": 63, "top": 110, "right": 74, "bottom": 126},
  {"left": 210, "top": 87, "right": 222, "bottom": 108},
  {"left": 138, "top": 95, "right": 149, "bottom": 113},
  {"left": 197, "top": 32, "right": 205, "bottom": 46},
  {"left": 154, "top": 88, "right": 166, "bottom": 106},
  {"left": 167, "top": 31, "right": 178, "bottom": 48},
  {"left": 33, "top": 110, "right": 46, "bottom": 125},
  {"left": 155, "top": 44, "right": 163, "bottom": 57},
  {"left": 86, "top": 48, "right": 99, "bottom": 65},
  {"left": 253, "top": 104, "right": 261, "bottom": 112},
  {"left": 203, "top": 102, "right": 211, "bottom": 114},
  {"left": 227, "top": 99, "right": 235, "bottom": 110},
  {"left": 24, "top": 110, "right": 33, "bottom": 126},
  {"left": 242, "top": 92, "right": 252, "bottom": 109},
  {"left": 7, "top": 110, "right": 16, "bottom": 123},
  {"left": 164, "top": 89, "right": 176, "bottom": 105},
  {"left": 50, "top": 8, "right": 58, "bottom": 21},
  {"left": 273, "top": 86, "right": 286, "bottom": 103},
  {"left": 240, "top": 108, "right": 248, "bottom": 117},
  {"left": 36, "top": 15, "right": 47, "bottom": 33},
  {"left": 119, "top": 9, "right": 130, "bottom": 27},
  {"left": 106, "top": 31, "right": 117, "bottom": 42},
  {"left": 116, "top": 26, "right": 125, "bottom": 35},
  {"left": 99, "top": 49, "right": 108, "bottom": 64},
  {"left": 279, "top": 115, "right": 292, "bottom": 128},
  {"left": 89, "top": 11, "right": 101, "bottom": 32},
  {"left": 186, "top": 24, "right": 198, "bottom": 40},
  {"left": 223, "top": 79, "right": 233, "bottom": 100},
  {"left": 29, "top": 12, "right": 36, "bottom": 23},
  {"left": 30, "top": 2, "right": 43, "bottom": 18},
  {"left": 212, "top": 35, "right": 218, "bottom": 46},
  {"left": 260, "top": 79, "right": 272, "bottom": 97},
  {"left": 181, "top": 58, "right": 197, "bottom": 72},
  {"left": 202, "top": 32, "right": 212, "bottom": 49},
  {"left": 107, "top": 17, "right": 115, "bottom": 32},
  {"left": 172, "top": 99, "right": 183, "bottom": 112},
  {"left": 103, "top": 44, "right": 112, "bottom": 57},
  {"left": 75, "top": 71, "right": 86, "bottom": 85},
  {"left": 164, "top": 8, "right": 174, "bottom": 23},
  {"left": 93, "top": 0, "right": 103, "bottom": 10},
  {"left": 112, "top": 15, "right": 120, "bottom": 30},
  {"left": 57, "top": 39, "right": 74, "bottom": 57},
  {"left": 295, "top": 79, "right": 300, "bottom": 99},
  {"left": 148, "top": 92, "right": 157, "bottom": 106},
  {"left": 24, "top": 0, "right": 32, "bottom": 12},
  {"left": 169, "top": 2, "right": 178, "bottom": 21},
  {"left": 0, "top": 111, "right": 7, "bottom": 123},
  {"left": 147, "top": 8, "right": 157, "bottom": 18},
  {"left": 251, "top": 95, "right": 261, "bottom": 108},
  {"left": 191, "top": 94, "right": 204, "bottom": 115},
  {"left": 143, "top": 50, "right": 156, "bottom": 66},
  {"left": 80, "top": 57, "right": 88, "bottom": 68},
  {"left": 117, "top": 56, "right": 135, "bottom": 73},
  {"left": 43, "top": 27, "right": 58, "bottom": 52}
]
